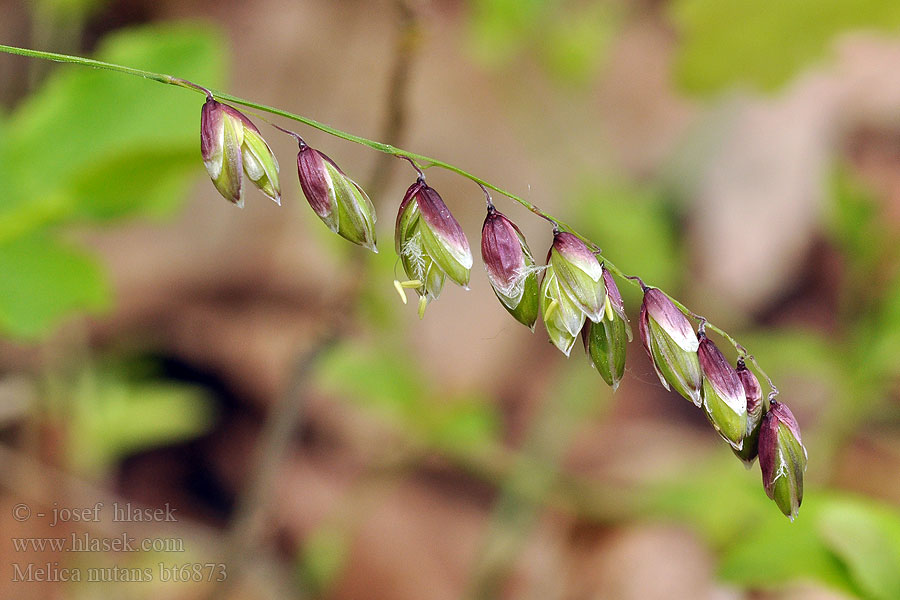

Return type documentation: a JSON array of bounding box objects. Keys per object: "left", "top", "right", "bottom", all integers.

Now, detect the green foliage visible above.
[
  {"left": 296, "top": 524, "right": 351, "bottom": 597},
  {"left": 819, "top": 499, "right": 900, "bottom": 600},
  {"left": 828, "top": 168, "right": 900, "bottom": 379},
  {"left": 467, "top": 0, "right": 552, "bottom": 66},
  {"left": 466, "top": 0, "right": 619, "bottom": 85},
  {"left": 316, "top": 341, "right": 500, "bottom": 454},
  {"left": 69, "top": 148, "right": 200, "bottom": 220},
  {"left": 670, "top": 0, "right": 900, "bottom": 94},
  {"left": 47, "top": 362, "right": 215, "bottom": 475},
  {"left": 645, "top": 455, "right": 763, "bottom": 547},
  {"left": 33, "top": 0, "right": 105, "bottom": 20},
  {"left": 648, "top": 456, "right": 900, "bottom": 598},
  {"left": 536, "top": 3, "right": 620, "bottom": 86},
  {"left": 718, "top": 495, "right": 858, "bottom": 595},
  {"left": 0, "top": 23, "right": 225, "bottom": 339},
  {"left": 872, "top": 275, "right": 900, "bottom": 379},
  {"left": 0, "top": 234, "right": 109, "bottom": 337}
]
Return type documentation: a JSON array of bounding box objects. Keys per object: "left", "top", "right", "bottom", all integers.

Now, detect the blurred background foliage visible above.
[
  {"left": 0, "top": 22, "right": 225, "bottom": 336},
  {"left": 669, "top": 0, "right": 900, "bottom": 94},
  {"left": 0, "top": 1, "right": 899, "bottom": 599}
]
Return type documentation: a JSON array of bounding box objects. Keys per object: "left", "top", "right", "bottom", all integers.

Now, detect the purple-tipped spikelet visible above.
[
  {"left": 759, "top": 401, "right": 807, "bottom": 521},
  {"left": 548, "top": 232, "right": 606, "bottom": 322},
  {"left": 297, "top": 145, "right": 377, "bottom": 252},
  {"left": 698, "top": 334, "right": 748, "bottom": 450},
  {"left": 733, "top": 361, "right": 765, "bottom": 466},
  {"left": 395, "top": 180, "right": 473, "bottom": 313},
  {"left": 540, "top": 232, "right": 606, "bottom": 356},
  {"left": 201, "top": 98, "right": 280, "bottom": 207},
  {"left": 638, "top": 287, "right": 702, "bottom": 405},
  {"left": 481, "top": 208, "right": 539, "bottom": 329},
  {"left": 582, "top": 268, "right": 632, "bottom": 390}
]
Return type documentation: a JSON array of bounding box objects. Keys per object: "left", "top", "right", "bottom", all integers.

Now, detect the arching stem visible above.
[{"left": 0, "top": 42, "right": 778, "bottom": 396}]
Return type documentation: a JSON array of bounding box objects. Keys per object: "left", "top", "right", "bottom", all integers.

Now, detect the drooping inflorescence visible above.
[{"left": 196, "top": 94, "right": 806, "bottom": 520}]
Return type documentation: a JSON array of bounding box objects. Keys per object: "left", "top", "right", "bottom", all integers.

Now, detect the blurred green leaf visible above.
[
  {"left": 670, "top": 0, "right": 900, "bottom": 94},
  {"left": 537, "top": 3, "right": 620, "bottom": 86},
  {"left": 467, "top": 0, "right": 618, "bottom": 85},
  {"left": 34, "top": 0, "right": 105, "bottom": 20},
  {"left": 317, "top": 342, "right": 499, "bottom": 452},
  {"left": 0, "top": 23, "right": 226, "bottom": 339},
  {"left": 0, "top": 234, "right": 109, "bottom": 338},
  {"left": 69, "top": 147, "right": 199, "bottom": 220},
  {"left": 318, "top": 342, "right": 424, "bottom": 418},
  {"left": 425, "top": 398, "right": 499, "bottom": 453},
  {"left": 467, "top": 0, "right": 553, "bottom": 67},
  {"left": 718, "top": 495, "right": 858, "bottom": 595},
  {"left": 649, "top": 456, "right": 900, "bottom": 597},
  {"left": 819, "top": 498, "right": 900, "bottom": 600},
  {"left": 647, "top": 457, "right": 859, "bottom": 595},
  {"left": 297, "top": 525, "right": 351, "bottom": 596},
  {"left": 60, "top": 367, "right": 214, "bottom": 474},
  {"left": 0, "top": 23, "right": 226, "bottom": 238},
  {"left": 646, "top": 455, "right": 768, "bottom": 547}
]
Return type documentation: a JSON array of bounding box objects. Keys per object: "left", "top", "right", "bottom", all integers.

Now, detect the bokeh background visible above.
[{"left": 2, "top": 0, "right": 900, "bottom": 598}]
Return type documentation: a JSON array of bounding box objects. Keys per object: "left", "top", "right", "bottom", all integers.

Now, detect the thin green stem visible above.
[
  {"left": 0, "top": 43, "right": 175, "bottom": 85},
  {"left": 0, "top": 43, "right": 778, "bottom": 397}
]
